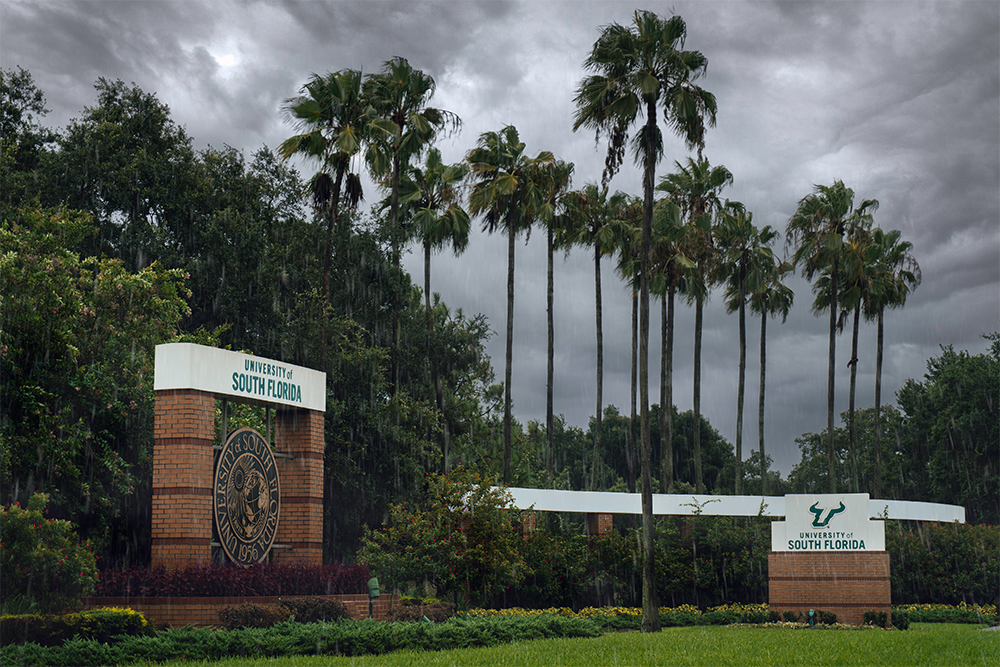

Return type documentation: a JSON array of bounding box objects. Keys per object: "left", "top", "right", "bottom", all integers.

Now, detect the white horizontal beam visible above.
[{"left": 505, "top": 488, "right": 965, "bottom": 523}]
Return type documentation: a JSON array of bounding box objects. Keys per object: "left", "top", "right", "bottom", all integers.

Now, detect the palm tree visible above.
[
  {"left": 398, "top": 147, "right": 471, "bottom": 471},
  {"left": 786, "top": 181, "right": 878, "bottom": 493},
  {"left": 657, "top": 157, "right": 732, "bottom": 494},
  {"left": 716, "top": 201, "right": 779, "bottom": 494},
  {"left": 574, "top": 10, "right": 713, "bottom": 632},
  {"left": 365, "top": 57, "right": 460, "bottom": 394},
  {"left": 747, "top": 261, "right": 794, "bottom": 494},
  {"left": 565, "top": 184, "right": 633, "bottom": 490},
  {"left": 279, "top": 69, "right": 368, "bottom": 303},
  {"left": 539, "top": 160, "right": 575, "bottom": 477},
  {"left": 467, "top": 125, "right": 554, "bottom": 484},
  {"left": 864, "top": 228, "right": 920, "bottom": 499}
]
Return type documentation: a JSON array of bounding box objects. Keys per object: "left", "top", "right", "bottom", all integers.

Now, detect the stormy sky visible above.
[{"left": 3, "top": 0, "right": 998, "bottom": 478}]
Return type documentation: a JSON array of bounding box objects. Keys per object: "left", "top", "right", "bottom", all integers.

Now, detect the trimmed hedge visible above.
[
  {"left": 0, "top": 607, "right": 154, "bottom": 647},
  {"left": 0, "top": 614, "right": 601, "bottom": 666},
  {"left": 95, "top": 562, "right": 369, "bottom": 597}
]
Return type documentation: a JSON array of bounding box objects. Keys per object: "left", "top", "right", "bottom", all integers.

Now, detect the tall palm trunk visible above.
[
  {"left": 545, "top": 221, "right": 555, "bottom": 479},
  {"left": 322, "top": 164, "right": 347, "bottom": 302},
  {"left": 693, "top": 297, "right": 705, "bottom": 494},
  {"left": 758, "top": 310, "right": 768, "bottom": 494},
  {"left": 629, "top": 289, "right": 638, "bottom": 493},
  {"left": 590, "top": 249, "right": 603, "bottom": 490},
  {"left": 639, "top": 97, "right": 660, "bottom": 634},
  {"left": 827, "top": 259, "right": 839, "bottom": 493},
  {"left": 503, "top": 208, "right": 516, "bottom": 484},
  {"left": 735, "top": 269, "right": 746, "bottom": 495},
  {"left": 546, "top": 221, "right": 555, "bottom": 479},
  {"left": 390, "top": 151, "right": 402, "bottom": 395},
  {"left": 848, "top": 303, "right": 860, "bottom": 493},
  {"left": 873, "top": 310, "right": 884, "bottom": 499},
  {"left": 661, "top": 284, "right": 675, "bottom": 492}
]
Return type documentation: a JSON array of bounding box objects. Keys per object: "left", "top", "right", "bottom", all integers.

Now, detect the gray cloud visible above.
[{"left": 2, "top": 0, "right": 997, "bottom": 477}]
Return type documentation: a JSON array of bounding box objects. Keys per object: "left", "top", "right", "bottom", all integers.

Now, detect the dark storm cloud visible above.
[{"left": 2, "top": 0, "right": 997, "bottom": 477}]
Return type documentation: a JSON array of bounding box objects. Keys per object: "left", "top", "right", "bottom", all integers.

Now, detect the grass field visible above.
[{"left": 155, "top": 623, "right": 999, "bottom": 667}]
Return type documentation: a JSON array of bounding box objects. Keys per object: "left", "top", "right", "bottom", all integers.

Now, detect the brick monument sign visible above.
[
  {"left": 151, "top": 343, "right": 326, "bottom": 570},
  {"left": 769, "top": 494, "right": 889, "bottom": 625}
]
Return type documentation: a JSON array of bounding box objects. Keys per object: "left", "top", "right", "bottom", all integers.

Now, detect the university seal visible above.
[{"left": 213, "top": 428, "right": 280, "bottom": 565}]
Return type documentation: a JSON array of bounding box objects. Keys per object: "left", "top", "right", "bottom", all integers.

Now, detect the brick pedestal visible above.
[
  {"left": 769, "top": 551, "right": 890, "bottom": 625},
  {"left": 151, "top": 392, "right": 326, "bottom": 570},
  {"left": 274, "top": 408, "right": 325, "bottom": 565},
  {"left": 151, "top": 390, "right": 215, "bottom": 570}
]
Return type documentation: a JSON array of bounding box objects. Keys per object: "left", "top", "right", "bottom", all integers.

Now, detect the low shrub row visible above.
[
  {"left": 0, "top": 614, "right": 601, "bottom": 667},
  {"left": 0, "top": 608, "right": 153, "bottom": 647},
  {"left": 217, "top": 598, "right": 352, "bottom": 630},
  {"left": 461, "top": 604, "right": 839, "bottom": 629},
  {"left": 94, "top": 562, "right": 369, "bottom": 598},
  {"left": 863, "top": 610, "right": 910, "bottom": 630},
  {"left": 892, "top": 603, "right": 998, "bottom": 625}
]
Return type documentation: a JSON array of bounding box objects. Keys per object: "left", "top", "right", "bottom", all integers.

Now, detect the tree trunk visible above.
[
  {"left": 759, "top": 311, "right": 767, "bottom": 494},
  {"left": 391, "top": 151, "right": 402, "bottom": 396},
  {"left": 735, "top": 267, "right": 746, "bottom": 495},
  {"left": 503, "top": 212, "right": 516, "bottom": 484},
  {"left": 848, "top": 303, "right": 860, "bottom": 493},
  {"left": 693, "top": 297, "right": 704, "bottom": 494},
  {"left": 873, "top": 309, "right": 884, "bottom": 499},
  {"left": 591, "top": 249, "right": 603, "bottom": 491},
  {"left": 662, "top": 284, "right": 675, "bottom": 492},
  {"left": 827, "top": 259, "right": 839, "bottom": 493},
  {"left": 629, "top": 288, "right": 637, "bottom": 494},
  {"left": 546, "top": 221, "right": 554, "bottom": 479},
  {"left": 639, "top": 97, "right": 660, "bottom": 633}
]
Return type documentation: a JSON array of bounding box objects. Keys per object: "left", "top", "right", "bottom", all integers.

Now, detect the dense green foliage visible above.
[
  {"left": 359, "top": 467, "right": 529, "bottom": 606},
  {"left": 0, "top": 493, "right": 98, "bottom": 613},
  {"left": 0, "top": 607, "right": 153, "bottom": 647},
  {"left": 0, "top": 615, "right": 601, "bottom": 666}
]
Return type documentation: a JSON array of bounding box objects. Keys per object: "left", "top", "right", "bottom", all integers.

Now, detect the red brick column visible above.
[
  {"left": 587, "top": 513, "right": 613, "bottom": 537},
  {"left": 273, "top": 408, "right": 324, "bottom": 565},
  {"left": 769, "top": 551, "right": 890, "bottom": 625},
  {"left": 152, "top": 389, "right": 215, "bottom": 570}
]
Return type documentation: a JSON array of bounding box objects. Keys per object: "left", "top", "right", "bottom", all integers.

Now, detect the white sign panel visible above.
[
  {"left": 771, "top": 493, "right": 884, "bottom": 551},
  {"left": 154, "top": 343, "right": 326, "bottom": 412}
]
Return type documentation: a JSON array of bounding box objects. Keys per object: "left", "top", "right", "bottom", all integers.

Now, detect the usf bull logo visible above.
[{"left": 809, "top": 500, "right": 846, "bottom": 528}]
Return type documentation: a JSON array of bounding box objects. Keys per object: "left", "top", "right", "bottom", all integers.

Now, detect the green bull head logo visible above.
[{"left": 809, "top": 500, "right": 846, "bottom": 528}]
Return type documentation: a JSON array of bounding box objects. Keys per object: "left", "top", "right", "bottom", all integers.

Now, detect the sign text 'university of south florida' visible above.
[{"left": 771, "top": 494, "right": 885, "bottom": 551}]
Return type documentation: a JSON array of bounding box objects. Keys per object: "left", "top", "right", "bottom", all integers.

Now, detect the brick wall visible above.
[
  {"left": 152, "top": 389, "right": 216, "bottom": 570},
  {"left": 769, "top": 551, "right": 890, "bottom": 625},
  {"left": 274, "top": 408, "right": 324, "bottom": 566},
  {"left": 80, "top": 594, "right": 400, "bottom": 628}
]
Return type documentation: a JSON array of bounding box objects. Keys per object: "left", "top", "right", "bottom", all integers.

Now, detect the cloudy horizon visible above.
[{"left": 3, "top": 0, "right": 997, "bottom": 478}]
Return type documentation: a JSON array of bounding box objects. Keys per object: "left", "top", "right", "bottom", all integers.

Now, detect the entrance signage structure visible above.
[
  {"left": 505, "top": 488, "right": 963, "bottom": 625},
  {"left": 151, "top": 343, "right": 326, "bottom": 570}
]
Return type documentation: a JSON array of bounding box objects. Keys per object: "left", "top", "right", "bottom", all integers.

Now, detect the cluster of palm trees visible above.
[{"left": 280, "top": 12, "right": 920, "bottom": 633}]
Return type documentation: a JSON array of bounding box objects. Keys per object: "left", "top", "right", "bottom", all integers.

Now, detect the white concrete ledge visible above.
[{"left": 505, "top": 488, "right": 965, "bottom": 523}]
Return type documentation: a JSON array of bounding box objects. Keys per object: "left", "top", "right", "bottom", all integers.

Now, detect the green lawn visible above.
[{"left": 154, "top": 623, "right": 999, "bottom": 667}]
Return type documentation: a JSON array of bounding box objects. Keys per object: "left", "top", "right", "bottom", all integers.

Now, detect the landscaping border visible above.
[{"left": 78, "top": 593, "right": 400, "bottom": 628}]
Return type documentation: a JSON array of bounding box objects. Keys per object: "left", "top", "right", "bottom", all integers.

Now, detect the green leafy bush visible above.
[
  {"left": 0, "top": 493, "right": 98, "bottom": 613},
  {"left": 783, "top": 610, "right": 800, "bottom": 622},
  {"left": 0, "top": 607, "right": 153, "bottom": 646},
  {"left": 0, "top": 614, "right": 601, "bottom": 666},
  {"left": 280, "top": 597, "right": 351, "bottom": 623},
  {"left": 892, "top": 610, "right": 910, "bottom": 630},
  {"left": 387, "top": 599, "right": 457, "bottom": 623},
  {"left": 359, "top": 467, "right": 529, "bottom": 607},
  {"left": 864, "top": 610, "right": 890, "bottom": 628},
  {"left": 217, "top": 602, "right": 291, "bottom": 629}
]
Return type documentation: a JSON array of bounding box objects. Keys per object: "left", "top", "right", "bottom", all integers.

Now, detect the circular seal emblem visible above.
[{"left": 214, "top": 428, "right": 280, "bottom": 566}]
